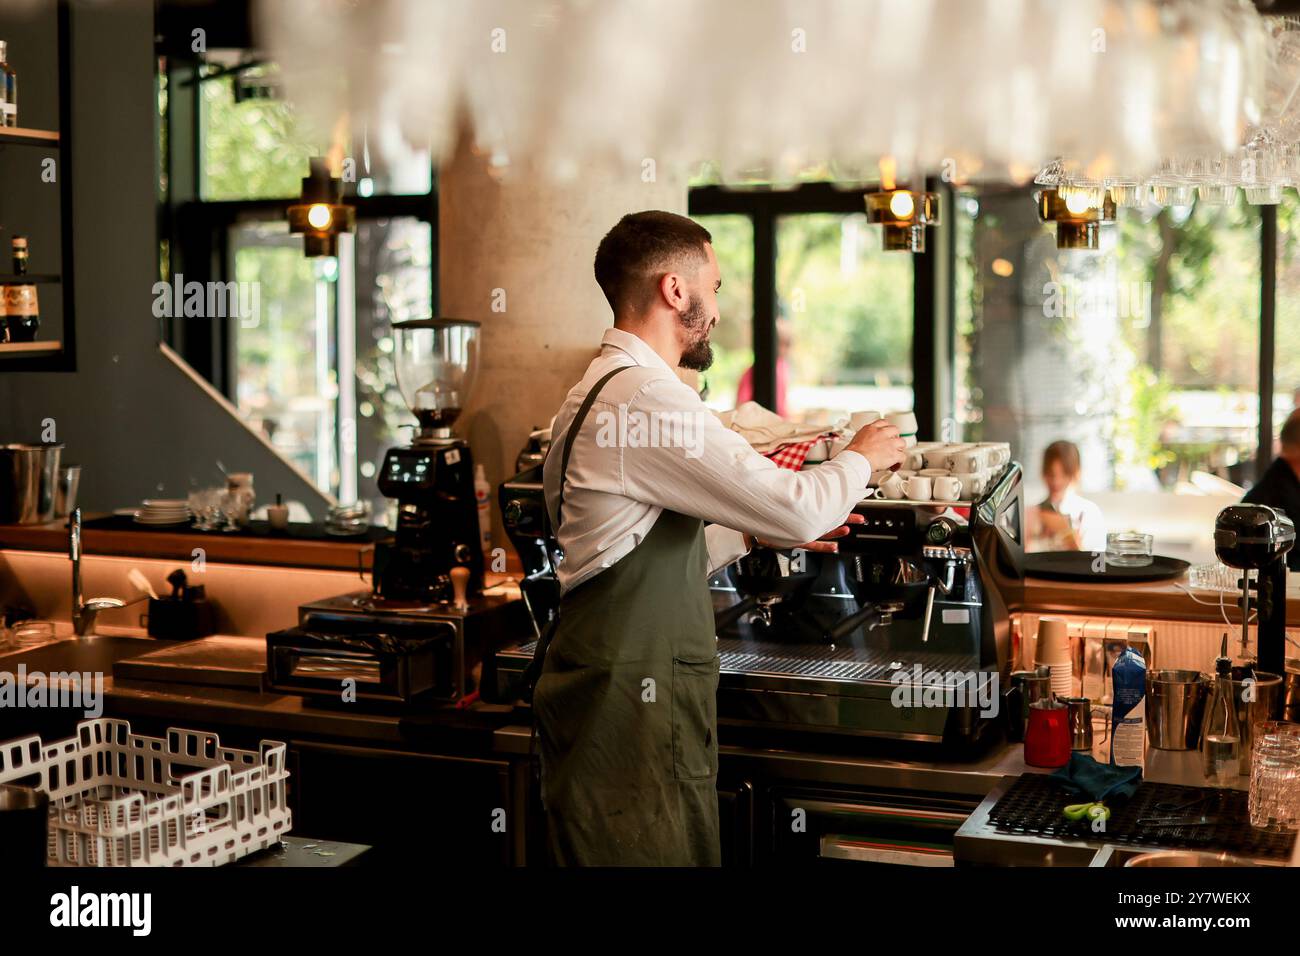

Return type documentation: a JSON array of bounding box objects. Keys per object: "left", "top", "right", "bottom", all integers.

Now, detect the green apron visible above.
[{"left": 533, "top": 368, "right": 721, "bottom": 866}]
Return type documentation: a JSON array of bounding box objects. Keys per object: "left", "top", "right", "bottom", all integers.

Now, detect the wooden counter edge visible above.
[
  {"left": 1, "top": 519, "right": 1280, "bottom": 623},
  {"left": 1019, "top": 574, "right": 1300, "bottom": 626},
  {"left": 0, "top": 517, "right": 377, "bottom": 572},
  {"left": 0, "top": 517, "right": 531, "bottom": 576}
]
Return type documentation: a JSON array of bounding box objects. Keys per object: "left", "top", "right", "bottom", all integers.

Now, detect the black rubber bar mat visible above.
[
  {"left": 1024, "top": 551, "right": 1190, "bottom": 583},
  {"left": 986, "top": 772, "right": 1295, "bottom": 860}
]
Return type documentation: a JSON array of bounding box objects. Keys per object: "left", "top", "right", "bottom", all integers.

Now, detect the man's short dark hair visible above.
[
  {"left": 1281, "top": 409, "right": 1300, "bottom": 451},
  {"left": 593, "top": 211, "right": 712, "bottom": 313}
]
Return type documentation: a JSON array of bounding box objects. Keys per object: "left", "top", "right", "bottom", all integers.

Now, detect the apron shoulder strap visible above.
[
  {"left": 553, "top": 363, "right": 633, "bottom": 529},
  {"left": 517, "top": 363, "right": 633, "bottom": 707}
]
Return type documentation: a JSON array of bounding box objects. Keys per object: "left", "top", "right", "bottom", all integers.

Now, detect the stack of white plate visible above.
[{"left": 134, "top": 499, "right": 190, "bottom": 526}]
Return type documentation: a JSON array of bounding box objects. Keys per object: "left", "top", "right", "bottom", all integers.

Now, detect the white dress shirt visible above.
[
  {"left": 543, "top": 327, "right": 873, "bottom": 592},
  {"left": 1030, "top": 488, "right": 1107, "bottom": 552}
]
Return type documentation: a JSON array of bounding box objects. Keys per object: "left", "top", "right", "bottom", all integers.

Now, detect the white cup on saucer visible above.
[
  {"left": 954, "top": 473, "right": 979, "bottom": 498},
  {"left": 880, "top": 475, "right": 907, "bottom": 499},
  {"left": 904, "top": 476, "right": 932, "bottom": 501},
  {"left": 932, "top": 476, "right": 962, "bottom": 501}
]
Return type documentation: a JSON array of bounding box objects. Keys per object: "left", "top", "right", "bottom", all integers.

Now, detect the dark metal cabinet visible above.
[
  {"left": 285, "top": 740, "right": 516, "bottom": 867},
  {"left": 763, "top": 785, "right": 981, "bottom": 867}
]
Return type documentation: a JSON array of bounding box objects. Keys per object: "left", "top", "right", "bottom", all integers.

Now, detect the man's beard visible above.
[{"left": 677, "top": 294, "right": 715, "bottom": 372}]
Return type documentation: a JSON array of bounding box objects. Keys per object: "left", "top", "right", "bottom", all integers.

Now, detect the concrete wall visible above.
[
  {"left": 438, "top": 137, "right": 687, "bottom": 545},
  {"left": 0, "top": 1, "right": 329, "bottom": 518}
]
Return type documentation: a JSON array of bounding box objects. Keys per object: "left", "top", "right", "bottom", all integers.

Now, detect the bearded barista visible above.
[{"left": 535, "top": 210, "right": 905, "bottom": 866}]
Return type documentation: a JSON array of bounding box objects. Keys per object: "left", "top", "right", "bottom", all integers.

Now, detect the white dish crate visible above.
[{"left": 0, "top": 718, "right": 291, "bottom": 867}]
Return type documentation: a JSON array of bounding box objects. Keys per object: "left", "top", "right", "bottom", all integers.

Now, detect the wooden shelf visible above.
[
  {"left": 0, "top": 274, "right": 60, "bottom": 284},
  {"left": 0, "top": 340, "right": 61, "bottom": 355},
  {"left": 0, "top": 126, "right": 59, "bottom": 146}
]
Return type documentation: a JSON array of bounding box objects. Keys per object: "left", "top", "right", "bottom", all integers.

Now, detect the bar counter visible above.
[{"left": 4, "top": 518, "right": 1295, "bottom": 624}]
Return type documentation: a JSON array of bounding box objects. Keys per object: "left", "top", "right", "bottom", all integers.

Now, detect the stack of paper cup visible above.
[{"left": 1035, "top": 617, "right": 1073, "bottom": 698}]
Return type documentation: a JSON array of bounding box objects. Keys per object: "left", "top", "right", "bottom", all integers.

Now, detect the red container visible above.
[{"left": 1024, "top": 699, "right": 1072, "bottom": 768}]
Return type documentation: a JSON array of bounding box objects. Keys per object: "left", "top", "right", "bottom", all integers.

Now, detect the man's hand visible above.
[
  {"left": 844, "top": 419, "right": 906, "bottom": 472},
  {"left": 748, "top": 512, "right": 864, "bottom": 554}
]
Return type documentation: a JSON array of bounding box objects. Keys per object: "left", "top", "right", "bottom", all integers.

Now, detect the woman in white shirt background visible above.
[{"left": 1027, "top": 440, "right": 1107, "bottom": 553}]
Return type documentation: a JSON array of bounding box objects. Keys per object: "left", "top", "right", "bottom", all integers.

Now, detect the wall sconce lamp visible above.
[{"left": 287, "top": 157, "right": 356, "bottom": 258}]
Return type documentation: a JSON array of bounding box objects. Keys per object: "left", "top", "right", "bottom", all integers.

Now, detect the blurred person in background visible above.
[
  {"left": 1243, "top": 408, "right": 1300, "bottom": 572},
  {"left": 736, "top": 317, "right": 792, "bottom": 416},
  {"left": 1027, "top": 440, "right": 1106, "bottom": 552}
]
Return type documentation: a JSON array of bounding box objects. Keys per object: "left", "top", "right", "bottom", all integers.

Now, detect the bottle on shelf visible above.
[
  {"left": 0, "top": 41, "right": 16, "bottom": 127},
  {"left": 3, "top": 236, "right": 39, "bottom": 341},
  {"left": 1201, "top": 633, "right": 1242, "bottom": 788}
]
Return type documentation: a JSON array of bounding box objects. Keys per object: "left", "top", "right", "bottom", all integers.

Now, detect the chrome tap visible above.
[{"left": 69, "top": 508, "right": 124, "bottom": 636}]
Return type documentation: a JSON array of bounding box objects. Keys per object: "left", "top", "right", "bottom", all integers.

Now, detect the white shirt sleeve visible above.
[
  {"left": 705, "top": 525, "right": 750, "bottom": 574},
  {"left": 619, "top": 377, "right": 873, "bottom": 548},
  {"left": 1076, "top": 498, "right": 1107, "bottom": 553}
]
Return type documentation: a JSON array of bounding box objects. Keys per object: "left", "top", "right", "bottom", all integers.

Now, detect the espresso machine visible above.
[
  {"left": 1214, "top": 503, "right": 1295, "bottom": 690},
  {"left": 373, "top": 318, "right": 485, "bottom": 604},
  {"left": 702, "top": 464, "right": 1024, "bottom": 746},
  {"left": 265, "top": 318, "right": 527, "bottom": 710},
  {"left": 493, "top": 454, "right": 1025, "bottom": 749}
]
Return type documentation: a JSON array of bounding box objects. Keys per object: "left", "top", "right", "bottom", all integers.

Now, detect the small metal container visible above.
[
  {"left": 0, "top": 442, "right": 63, "bottom": 524},
  {"left": 1225, "top": 668, "right": 1284, "bottom": 775},
  {"left": 1066, "top": 697, "right": 1093, "bottom": 751},
  {"left": 1005, "top": 667, "right": 1052, "bottom": 743},
  {"left": 1146, "top": 669, "right": 1207, "bottom": 750},
  {"left": 0, "top": 784, "right": 49, "bottom": 867}
]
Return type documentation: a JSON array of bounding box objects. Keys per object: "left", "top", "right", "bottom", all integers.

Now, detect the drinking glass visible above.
[
  {"left": 11, "top": 620, "right": 56, "bottom": 649},
  {"left": 1150, "top": 181, "right": 1195, "bottom": 206},
  {"left": 1106, "top": 531, "right": 1153, "bottom": 567},
  {"left": 1106, "top": 180, "right": 1148, "bottom": 208},
  {"left": 1249, "top": 721, "right": 1300, "bottom": 832},
  {"left": 1197, "top": 183, "right": 1237, "bottom": 205}
]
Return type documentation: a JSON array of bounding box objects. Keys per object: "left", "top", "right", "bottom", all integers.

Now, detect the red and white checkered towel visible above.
[{"left": 765, "top": 432, "right": 837, "bottom": 471}]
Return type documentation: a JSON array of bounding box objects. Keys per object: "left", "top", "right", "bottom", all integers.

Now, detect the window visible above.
[
  {"left": 200, "top": 65, "right": 316, "bottom": 201},
  {"left": 689, "top": 183, "right": 915, "bottom": 423},
  {"left": 159, "top": 52, "right": 436, "bottom": 511},
  {"left": 1273, "top": 196, "right": 1300, "bottom": 439},
  {"left": 230, "top": 222, "right": 340, "bottom": 491},
  {"left": 777, "top": 212, "right": 913, "bottom": 419},
  {"left": 955, "top": 187, "right": 1262, "bottom": 561},
  {"left": 692, "top": 214, "right": 753, "bottom": 412}
]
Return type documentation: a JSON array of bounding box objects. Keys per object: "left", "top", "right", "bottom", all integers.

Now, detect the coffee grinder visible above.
[
  {"left": 373, "top": 318, "right": 484, "bottom": 604},
  {"left": 1214, "top": 503, "right": 1296, "bottom": 686}
]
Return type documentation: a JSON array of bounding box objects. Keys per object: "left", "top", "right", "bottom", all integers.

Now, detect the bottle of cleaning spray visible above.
[
  {"left": 1110, "top": 642, "right": 1147, "bottom": 767},
  {"left": 474, "top": 464, "right": 492, "bottom": 553}
]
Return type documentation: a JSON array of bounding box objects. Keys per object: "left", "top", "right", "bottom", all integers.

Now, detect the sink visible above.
[{"left": 0, "top": 636, "right": 170, "bottom": 676}]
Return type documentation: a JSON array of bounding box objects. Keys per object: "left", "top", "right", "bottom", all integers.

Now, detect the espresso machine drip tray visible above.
[
  {"left": 496, "top": 636, "right": 995, "bottom": 743},
  {"left": 716, "top": 637, "right": 979, "bottom": 685}
]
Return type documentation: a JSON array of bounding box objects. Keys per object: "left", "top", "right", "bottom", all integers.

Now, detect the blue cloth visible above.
[{"left": 1050, "top": 752, "right": 1142, "bottom": 802}]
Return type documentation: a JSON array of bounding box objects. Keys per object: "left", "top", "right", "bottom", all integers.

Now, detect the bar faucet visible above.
[{"left": 69, "top": 508, "right": 124, "bottom": 637}]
